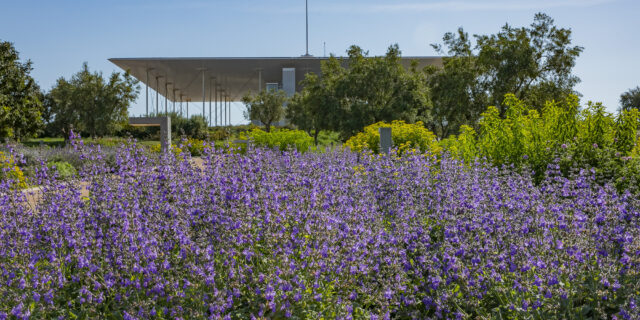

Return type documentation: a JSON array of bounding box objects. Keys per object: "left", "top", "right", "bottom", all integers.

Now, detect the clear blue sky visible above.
[{"left": 2, "top": 0, "right": 639, "bottom": 124}]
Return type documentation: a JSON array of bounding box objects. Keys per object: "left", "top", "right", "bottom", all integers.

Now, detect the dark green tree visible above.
[
  {"left": 242, "top": 89, "right": 287, "bottom": 132},
  {"left": 426, "top": 29, "right": 487, "bottom": 138},
  {"left": 0, "top": 40, "right": 44, "bottom": 140},
  {"left": 475, "top": 13, "right": 583, "bottom": 112},
  {"left": 290, "top": 44, "right": 431, "bottom": 140},
  {"left": 45, "top": 63, "right": 139, "bottom": 138},
  {"left": 286, "top": 72, "right": 341, "bottom": 145},
  {"left": 428, "top": 13, "right": 583, "bottom": 137},
  {"left": 620, "top": 86, "right": 640, "bottom": 111}
]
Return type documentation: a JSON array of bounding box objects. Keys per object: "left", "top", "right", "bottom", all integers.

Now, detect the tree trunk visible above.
[
  {"left": 265, "top": 123, "right": 271, "bottom": 132},
  {"left": 314, "top": 130, "right": 319, "bottom": 146}
]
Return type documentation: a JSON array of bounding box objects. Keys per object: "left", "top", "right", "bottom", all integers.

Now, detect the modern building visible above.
[{"left": 109, "top": 56, "right": 442, "bottom": 126}]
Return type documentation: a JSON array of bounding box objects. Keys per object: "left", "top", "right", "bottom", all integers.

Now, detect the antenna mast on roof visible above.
[{"left": 303, "top": 0, "right": 312, "bottom": 57}]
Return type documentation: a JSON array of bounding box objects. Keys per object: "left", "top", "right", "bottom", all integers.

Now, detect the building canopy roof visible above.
[{"left": 109, "top": 56, "right": 442, "bottom": 102}]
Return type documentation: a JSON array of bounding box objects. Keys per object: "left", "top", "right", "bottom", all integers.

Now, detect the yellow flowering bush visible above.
[
  {"left": 184, "top": 138, "right": 206, "bottom": 156},
  {"left": 149, "top": 143, "right": 183, "bottom": 156},
  {"left": 0, "top": 151, "right": 27, "bottom": 189},
  {"left": 345, "top": 120, "right": 441, "bottom": 155}
]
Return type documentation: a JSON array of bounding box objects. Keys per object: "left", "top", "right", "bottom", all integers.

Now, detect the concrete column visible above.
[
  {"left": 129, "top": 117, "right": 171, "bottom": 153},
  {"left": 379, "top": 127, "right": 392, "bottom": 154},
  {"left": 160, "top": 116, "right": 171, "bottom": 152}
]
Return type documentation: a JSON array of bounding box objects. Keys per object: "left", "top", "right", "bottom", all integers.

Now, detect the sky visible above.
[{"left": 2, "top": 0, "right": 639, "bottom": 125}]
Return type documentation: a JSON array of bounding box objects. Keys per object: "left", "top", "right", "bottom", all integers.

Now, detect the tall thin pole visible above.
[
  {"left": 209, "top": 78, "right": 213, "bottom": 127},
  {"left": 155, "top": 76, "right": 160, "bottom": 115},
  {"left": 165, "top": 82, "right": 169, "bottom": 115},
  {"left": 187, "top": 99, "right": 189, "bottom": 118},
  {"left": 173, "top": 89, "right": 178, "bottom": 113},
  {"left": 202, "top": 70, "right": 206, "bottom": 121},
  {"left": 180, "top": 95, "right": 183, "bottom": 117},
  {"left": 219, "top": 89, "right": 223, "bottom": 127},
  {"left": 145, "top": 69, "right": 149, "bottom": 116},
  {"left": 214, "top": 83, "right": 217, "bottom": 127},
  {"left": 305, "top": 0, "right": 309, "bottom": 56},
  {"left": 227, "top": 95, "right": 230, "bottom": 126}
]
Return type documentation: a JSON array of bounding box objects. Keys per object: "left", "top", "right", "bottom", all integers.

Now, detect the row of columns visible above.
[{"left": 144, "top": 68, "right": 233, "bottom": 127}]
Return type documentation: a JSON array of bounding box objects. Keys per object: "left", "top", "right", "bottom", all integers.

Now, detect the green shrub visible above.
[
  {"left": 46, "top": 161, "right": 77, "bottom": 180},
  {"left": 184, "top": 115, "right": 208, "bottom": 140},
  {"left": 344, "top": 120, "right": 440, "bottom": 155},
  {"left": 439, "top": 125, "right": 478, "bottom": 164},
  {"left": 169, "top": 113, "right": 209, "bottom": 140},
  {"left": 240, "top": 128, "right": 313, "bottom": 152},
  {"left": 443, "top": 93, "right": 640, "bottom": 185}
]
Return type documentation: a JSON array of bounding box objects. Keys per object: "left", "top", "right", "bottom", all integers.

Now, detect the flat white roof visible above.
[{"left": 109, "top": 56, "right": 443, "bottom": 102}]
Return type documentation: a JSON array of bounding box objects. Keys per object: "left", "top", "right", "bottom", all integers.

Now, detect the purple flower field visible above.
[{"left": 1, "top": 140, "right": 639, "bottom": 319}]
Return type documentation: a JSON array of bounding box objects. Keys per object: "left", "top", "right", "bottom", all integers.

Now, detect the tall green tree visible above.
[
  {"left": 286, "top": 72, "right": 341, "bottom": 145},
  {"left": 428, "top": 13, "right": 583, "bottom": 137},
  {"left": 0, "top": 40, "right": 44, "bottom": 140},
  {"left": 289, "top": 44, "right": 431, "bottom": 140},
  {"left": 45, "top": 63, "right": 139, "bottom": 138},
  {"left": 620, "top": 86, "right": 640, "bottom": 111},
  {"left": 242, "top": 89, "right": 287, "bottom": 132},
  {"left": 426, "top": 29, "right": 487, "bottom": 138}
]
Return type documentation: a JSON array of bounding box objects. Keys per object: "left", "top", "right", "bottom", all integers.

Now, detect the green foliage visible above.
[
  {"left": 442, "top": 94, "right": 640, "bottom": 187},
  {"left": 44, "top": 62, "right": 139, "bottom": 138},
  {"left": 0, "top": 40, "right": 44, "bottom": 140},
  {"left": 242, "top": 89, "right": 287, "bottom": 132},
  {"left": 439, "top": 125, "right": 478, "bottom": 164},
  {"left": 345, "top": 120, "right": 440, "bottom": 155},
  {"left": 240, "top": 128, "right": 313, "bottom": 152},
  {"left": 315, "top": 130, "right": 341, "bottom": 147},
  {"left": 428, "top": 13, "right": 583, "bottom": 137},
  {"left": 183, "top": 115, "right": 208, "bottom": 140},
  {"left": 290, "top": 44, "right": 431, "bottom": 140},
  {"left": 426, "top": 30, "right": 487, "bottom": 138},
  {"left": 619, "top": 86, "right": 640, "bottom": 112},
  {"left": 22, "top": 137, "right": 66, "bottom": 148},
  {"left": 46, "top": 161, "right": 76, "bottom": 180}
]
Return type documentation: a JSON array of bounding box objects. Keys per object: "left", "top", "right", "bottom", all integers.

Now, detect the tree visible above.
[
  {"left": 242, "top": 89, "right": 287, "bottom": 132},
  {"left": 286, "top": 72, "right": 341, "bottom": 145},
  {"left": 45, "top": 63, "right": 139, "bottom": 138},
  {"left": 289, "top": 44, "right": 431, "bottom": 140},
  {"left": 428, "top": 13, "right": 583, "bottom": 137},
  {"left": 0, "top": 40, "right": 44, "bottom": 140},
  {"left": 620, "top": 86, "right": 640, "bottom": 111},
  {"left": 425, "top": 29, "right": 488, "bottom": 138}
]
